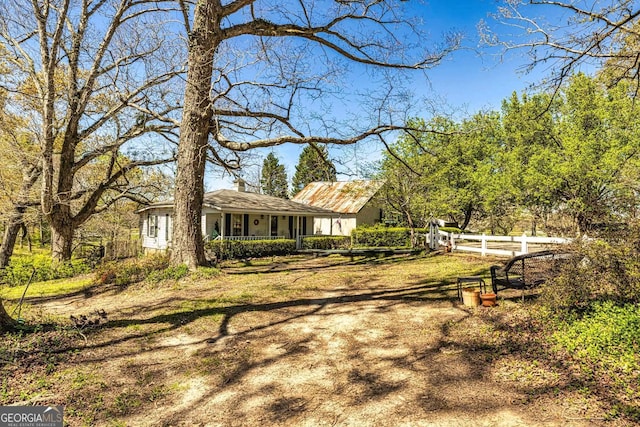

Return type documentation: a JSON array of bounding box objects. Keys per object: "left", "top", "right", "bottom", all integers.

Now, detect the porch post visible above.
[
  {"left": 220, "top": 212, "right": 225, "bottom": 240},
  {"left": 296, "top": 215, "right": 301, "bottom": 249},
  {"left": 201, "top": 212, "right": 207, "bottom": 239}
]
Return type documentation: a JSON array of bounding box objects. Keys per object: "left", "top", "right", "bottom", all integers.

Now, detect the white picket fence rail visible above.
[{"left": 436, "top": 230, "right": 571, "bottom": 257}]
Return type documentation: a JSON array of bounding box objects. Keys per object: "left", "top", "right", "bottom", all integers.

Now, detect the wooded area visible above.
[{"left": 378, "top": 74, "right": 640, "bottom": 236}]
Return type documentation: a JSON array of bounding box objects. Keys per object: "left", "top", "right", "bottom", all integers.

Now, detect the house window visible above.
[
  {"left": 232, "top": 214, "right": 243, "bottom": 236},
  {"left": 148, "top": 214, "right": 158, "bottom": 238}
]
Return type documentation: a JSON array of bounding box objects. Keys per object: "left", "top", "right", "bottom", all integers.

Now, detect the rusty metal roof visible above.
[{"left": 292, "top": 180, "right": 383, "bottom": 214}]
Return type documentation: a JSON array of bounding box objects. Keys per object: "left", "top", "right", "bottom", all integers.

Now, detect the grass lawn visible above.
[
  {"left": 1, "top": 276, "right": 94, "bottom": 300},
  {"left": 1, "top": 252, "right": 636, "bottom": 426}
]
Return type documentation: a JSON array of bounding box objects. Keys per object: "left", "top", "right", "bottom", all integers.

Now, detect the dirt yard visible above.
[{"left": 3, "top": 253, "right": 628, "bottom": 426}]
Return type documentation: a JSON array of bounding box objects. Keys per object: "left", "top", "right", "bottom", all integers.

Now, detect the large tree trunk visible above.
[
  {"left": 51, "top": 216, "right": 75, "bottom": 262},
  {"left": 171, "top": 1, "right": 221, "bottom": 268},
  {"left": 460, "top": 203, "right": 473, "bottom": 231},
  {"left": 0, "top": 217, "right": 24, "bottom": 268},
  {"left": 0, "top": 299, "right": 16, "bottom": 332}
]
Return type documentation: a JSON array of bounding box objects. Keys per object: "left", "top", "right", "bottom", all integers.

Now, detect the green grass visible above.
[{"left": 0, "top": 276, "right": 93, "bottom": 300}]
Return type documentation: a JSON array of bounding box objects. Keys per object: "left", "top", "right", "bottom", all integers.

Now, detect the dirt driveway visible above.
[{"left": 23, "top": 254, "right": 620, "bottom": 426}]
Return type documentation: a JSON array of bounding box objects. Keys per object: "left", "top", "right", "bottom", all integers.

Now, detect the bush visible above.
[
  {"left": 301, "top": 236, "right": 351, "bottom": 250},
  {"left": 540, "top": 230, "right": 640, "bottom": 313},
  {"left": 351, "top": 226, "right": 427, "bottom": 248},
  {"left": 146, "top": 264, "right": 189, "bottom": 283},
  {"left": 207, "top": 239, "right": 296, "bottom": 260},
  {"left": 438, "top": 226, "right": 463, "bottom": 234},
  {"left": 95, "top": 254, "right": 171, "bottom": 287},
  {"left": 1, "top": 254, "right": 90, "bottom": 286}
]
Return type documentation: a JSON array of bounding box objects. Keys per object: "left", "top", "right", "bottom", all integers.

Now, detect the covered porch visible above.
[{"left": 202, "top": 210, "right": 314, "bottom": 242}]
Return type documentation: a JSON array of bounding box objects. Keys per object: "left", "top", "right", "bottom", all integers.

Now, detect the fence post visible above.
[
  {"left": 521, "top": 232, "right": 528, "bottom": 254},
  {"left": 481, "top": 233, "right": 487, "bottom": 256},
  {"left": 449, "top": 232, "right": 455, "bottom": 252}
]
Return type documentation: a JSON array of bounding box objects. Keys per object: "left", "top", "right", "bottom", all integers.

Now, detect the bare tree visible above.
[
  {"left": 172, "top": 0, "right": 462, "bottom": 267},
  {"left": 0, "top": 0, "right": 184, "bottom": 261},
  {"left": 483, "top": 0, "right": 640, "bottom": 93}
]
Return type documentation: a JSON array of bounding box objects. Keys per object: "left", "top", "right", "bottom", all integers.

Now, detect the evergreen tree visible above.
[
  {"left": 291, "top": 145, "right": 337, "bottom": 195},
  {"left": 261, "top": 153, "right": 288, "bottom": 198}
]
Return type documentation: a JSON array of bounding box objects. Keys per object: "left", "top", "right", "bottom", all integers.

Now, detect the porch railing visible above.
[{"left": 216, "top": 235, "right": 286, "bottom": 241}]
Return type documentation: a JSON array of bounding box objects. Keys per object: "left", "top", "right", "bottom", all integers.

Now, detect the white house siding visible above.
[
  {"left": 336, "top": 217, "right": 358, "bottom": 236},
  {"left": 248, "top": 214, "right": 269, "bottom": 236},
  {"left": 142, "top": 208, "right": 172, "bottom": 252},
  {"left": 311, "top": 205, "right": 380, "bottom": 237},
  {"left": 313, "top": 217, "right": 331, "bottom": 235},
  {"left": 312, "top": 216, "right": 356, "bottom": 236}
]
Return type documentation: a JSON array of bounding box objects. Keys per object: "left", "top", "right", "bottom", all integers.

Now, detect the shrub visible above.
[
  {"left": 207, "top": 239, "right": 296, "bottom": 260},
  {"left": 351, "top": 226, "right": 428, "bottom": 248},
  {"left": 146, "top": 264, "right": 189, "bottom": 283},
  {"left": 94, "top": 254, "right": 170, "bottom": 287},
  {"left": 1, "top": 254, "right": 90, "bottom": 287},
  {"left": 540, "top": 231, "right": 640, "bottom": 313},
  {"left": 438, "top": 226, "right": 462, "bottom": 234},
  {"left": 301, "top": 236, "right": 351, "bottom": 250}
]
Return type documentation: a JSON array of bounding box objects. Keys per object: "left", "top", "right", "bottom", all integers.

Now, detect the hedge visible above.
[
  {"left": 351, "top": 226, "right": 428, "bottom": 248},
  {"left": 207, "top": 239, "right": 296, "bottom": 260},
  {"left": 301, "top": 236, "right": 351, "bottom": 250},
  {"left": 438, "top": 226, "right": 463, "bottom": 234}
]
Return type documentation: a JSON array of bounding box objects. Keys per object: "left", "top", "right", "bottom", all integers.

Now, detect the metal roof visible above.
[{"left": 292, "top": 180, "right": 383, "bottom": 214}]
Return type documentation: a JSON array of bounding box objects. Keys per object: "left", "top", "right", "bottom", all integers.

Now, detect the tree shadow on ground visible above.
[
  {"left": 68, "top": 281, "right": 461, "bottom": 360},
  {"left": 64, "top": 283, "right": 627, "bottom": 425},
  {"left": 222, "top": 253, "right": 428, "bottom": 275},
  {"left": 15, "top": 281, "right": 116, "bottom": 305},
  {"left": 20, "top": 253, "right": 633, "bottom": 425}
]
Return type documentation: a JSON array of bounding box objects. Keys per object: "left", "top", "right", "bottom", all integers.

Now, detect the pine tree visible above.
[
  {"left": 261, "top": 153, "right": 289, "bottom": 198},
  {"left": 291, "top": 144, "right": 337, "bottom": 195}
]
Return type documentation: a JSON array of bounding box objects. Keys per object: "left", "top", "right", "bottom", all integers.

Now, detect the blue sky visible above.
[{"left": 206, "top": 0, "right": 551, "bottom": 192}]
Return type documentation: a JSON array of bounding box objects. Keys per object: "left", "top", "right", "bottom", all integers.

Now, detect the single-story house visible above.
[
  {"left": 137, "top": 179, "right": 337, "bottom": 252},
  {"left": 292, "top": 180, "right": 384, "bottom": 236}
]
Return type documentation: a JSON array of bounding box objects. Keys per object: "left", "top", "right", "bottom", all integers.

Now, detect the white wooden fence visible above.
[{"left": 434, "top": 230, "right": 570, "bottom": 257}]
